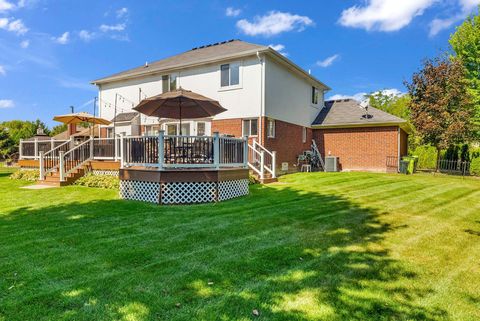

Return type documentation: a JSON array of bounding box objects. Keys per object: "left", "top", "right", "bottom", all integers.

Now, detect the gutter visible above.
[{"left": 311, "top": 122, "right": 413, "bottom": 134}]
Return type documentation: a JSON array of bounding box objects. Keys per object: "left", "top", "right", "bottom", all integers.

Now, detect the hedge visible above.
[
  {"left": 9, "top": 170, "right": 40, "bottom": 182},
  {"left": 74, "top": 174, "right": 119, "bottom": 189}
]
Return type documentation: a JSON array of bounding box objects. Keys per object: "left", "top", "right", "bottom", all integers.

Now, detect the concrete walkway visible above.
[{"left": 21, "top": 184, "right": 57, "bottom": 189}]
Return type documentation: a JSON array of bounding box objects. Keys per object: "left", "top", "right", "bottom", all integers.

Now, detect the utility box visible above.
[{"left": 325, "top": 156, "right": 339, "bottom": 172}]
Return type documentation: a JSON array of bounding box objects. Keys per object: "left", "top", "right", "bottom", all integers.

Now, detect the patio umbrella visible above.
[
  {"left": 53, "top": 112, "right": 111, "bottom": 137},
  {"left": 53, "top": 112, "right": 111, "bottom": 125},
  {"left": 133, "top": 88, "right": 227, "bottom": 134}
]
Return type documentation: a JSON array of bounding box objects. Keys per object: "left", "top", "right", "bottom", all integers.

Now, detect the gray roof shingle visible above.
[
  {"left": 112, "top": 112, "right": 139, "bottom": 123},
  {"left": 312, "top": 99, "right": 407, "bottom": 127},
  {"left": 92, "top": 40, "right": 267, "bottom": 84}
]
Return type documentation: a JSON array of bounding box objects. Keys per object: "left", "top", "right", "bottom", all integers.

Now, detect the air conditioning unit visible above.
[{"left": 325, "top": 156, "right": 339, "bottom": 172}]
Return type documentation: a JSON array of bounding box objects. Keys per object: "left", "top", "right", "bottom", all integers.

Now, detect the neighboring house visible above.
[
  {"left": 104, "top": 112, "right": 141, "bottom": 137},
  {"left": 92, "top": 39, "right": 408, "bottom": 172}
]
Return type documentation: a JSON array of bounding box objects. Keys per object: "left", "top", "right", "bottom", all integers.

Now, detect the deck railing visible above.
[
  {"left": 39, "top": 139, "right": 73, "bottom": 180},
  {"left": 93, "top": 137, "right": 120, "bottom": 160},
  {"left": 20, "top": 138, "right": 69, "bottom": 160},
  {"left": 248, "top": 139, "right": 276, "bottom": 179},
  {"left": 122, "top": 132, "right": 248, "bottom": 169}
]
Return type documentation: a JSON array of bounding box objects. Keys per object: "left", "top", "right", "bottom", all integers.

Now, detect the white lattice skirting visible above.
[
  {"left": 120, "top": 180, "right": 161, "bottom": 203},
  {"left": 119, "top": 179, "right": 249, "bottom": 204}
]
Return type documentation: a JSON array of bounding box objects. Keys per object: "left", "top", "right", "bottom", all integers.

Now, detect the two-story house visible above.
[{"left": 92, "top": 39, "right": 409, "bottom": 172}]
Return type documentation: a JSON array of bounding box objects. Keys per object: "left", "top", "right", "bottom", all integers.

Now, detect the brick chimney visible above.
[{"left": 68, "top": 123, "right": 77, "bottom": 136}]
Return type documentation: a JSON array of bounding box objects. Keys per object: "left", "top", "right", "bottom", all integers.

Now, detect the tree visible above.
[
  {"left": 449, "top": 7, "right": 480, "bottom": 135},
  {"left": 0, "top": 119, "right": 49, "bottom": 144},
  {"left": 368, "top": 91, "right": 411, "bottom": 119},
  {"left": 0, "top": 126, "right": 15, "bottom": 159},
  {"left": 50, "top": 124, "right": 67, "bottom": 137},
  {"left": 405, "top": 56, "right": 474, "bottom": 170}
]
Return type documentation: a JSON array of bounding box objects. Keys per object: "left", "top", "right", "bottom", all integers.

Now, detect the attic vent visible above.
[{"left": 191, "top": 39, "right": 237, "bottom": 51}]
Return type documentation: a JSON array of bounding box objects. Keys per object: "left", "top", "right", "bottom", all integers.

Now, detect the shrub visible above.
[
  {"left": 471, "top": 157, "right": 480, "bottom": 176},
  {"left": 411, "top": 145, "right": 437, "bottom": 169},
  {"left": 9, "top": 169, "right": 40, "bottom": 181},
  {"left": 74, "top": 173, "right": 119, "bottom": 189},
  {"left": 248, "top": 174, "right": 257, "bottom": 185}
]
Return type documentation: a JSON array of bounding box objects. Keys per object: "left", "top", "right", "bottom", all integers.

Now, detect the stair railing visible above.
[
  {"left": 248, "top": 143, "right": 264, "bottom": 179},
  {"left": 251, "top": 140, "right": 276, "bottom": 178},
  {"left": 39, "top": 138, "right": 73, "bottom": 180},
  {"left": 59, "top": 138, "right": 93, "bottom": 181}
]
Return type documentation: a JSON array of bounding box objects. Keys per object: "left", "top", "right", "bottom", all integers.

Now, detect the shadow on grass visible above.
[{"left": 0, "top": 183, "right": 447, "bottom": 321}]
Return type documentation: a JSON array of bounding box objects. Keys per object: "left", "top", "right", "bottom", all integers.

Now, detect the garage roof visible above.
[{"left": 312, "top": 99, "right": 409, "bottom": 130}]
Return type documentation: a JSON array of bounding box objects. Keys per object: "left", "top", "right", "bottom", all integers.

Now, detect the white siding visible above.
[
  {"left": 264, "top": 56, "right": 324, "bottom": 128},
  {"left": 97, "top": 56, "right": 262, "bottom": 127}
]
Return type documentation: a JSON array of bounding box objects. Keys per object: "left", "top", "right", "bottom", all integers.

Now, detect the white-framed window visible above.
[
  {"left": 267, "top": 118, "right": 275, "bottom": 138},
  {"left": 106, "top": 128, "right": 114, "bottom": 138},
  {"left": 302, "top": 127, "right": 307, "bottom": 143},
  {"left": 162, "top": 74, "right": 177, "bottom": 92},
  {"left": 165, "top": 122, "right": 191, "bottom": 135},
  {"left": 242, "top": 119, "right": 258, "bottom": 137},
  {"left": 220, "top": 63, "right": 240, "bottom": 87},
  {"left": 197, "top": 122, "right": 206, "bottom": 136},
  {"left": 144, "top": 125, "right": 161, "bottom": 136},
  {"left": 311, "top": 86, "right": 319, "bottom": 105}
]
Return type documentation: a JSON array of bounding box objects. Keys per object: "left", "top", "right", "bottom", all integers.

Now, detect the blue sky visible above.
[{"left": 0, "top": 0, "right": 479, "bottom": 127}]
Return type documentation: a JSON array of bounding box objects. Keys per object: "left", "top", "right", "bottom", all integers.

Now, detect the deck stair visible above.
[
  {"left": 248, "top": 140, "right": 277, "bottom": 184},
  {"left": 39, "top": 162, "right": 92, "bottom": 186}
]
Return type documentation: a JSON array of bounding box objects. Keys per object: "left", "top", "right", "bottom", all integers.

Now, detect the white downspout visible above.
[{"left": 257, "top": 51, "right": 265, "bottom": 145}]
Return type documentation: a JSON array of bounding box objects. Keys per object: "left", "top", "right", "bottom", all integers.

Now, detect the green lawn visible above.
[{"left": 0, "top": 168, "right": 479, "bottom": 321}]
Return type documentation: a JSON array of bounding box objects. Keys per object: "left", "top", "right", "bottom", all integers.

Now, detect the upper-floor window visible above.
[
  {"left": 162, "top": 74, "right": 177, "bottom": 92},
  {"left": 220, "top": 63, "right": 240, "bottom": 87},
  {"left": 311, "top": 86, "right": 319, "bottom": 105}
]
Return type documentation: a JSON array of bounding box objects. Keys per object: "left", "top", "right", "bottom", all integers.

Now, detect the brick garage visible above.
[{"left": 313, "top": 126, "right": 407, "bottom": 172}]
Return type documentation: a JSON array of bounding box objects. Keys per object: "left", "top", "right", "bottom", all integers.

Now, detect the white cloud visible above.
[
  {"left": 428, "top": 0, "right": 480, "bottom": 37},
  {"left": 328, "top": 88, "right": 404, "bottom": 103},
  {"left": 0, "top": 99, "right": 14, "bottom": 108},
  {"left": 316, "top": 54, "right": 340, "bottom": 68},
  {"left": 0, "top": 0, "right": 14, "bottom": 12},
  {"left": 237, "top": 11, "right": 314, "bottom": 36},
  {"left": 226, "top": 7, "right": 241, "bottom": 17},
  {"left": 0, "top": 18, "right": 28, "bottom": 35},
  {"left": 20, "top": 39, "right": 29, "bottom": 48},
  {"left": 116, "top": 7, "right": 128, "bottom": 18},
  {"left": 268, "top": 43, "right": 288, "bottom": 56},
  {"left": 339, "top": 0, "right": 437, "bottom": 32},
  {"left": 99, "top": 23, "right": 125, "bottom": 32},
  {"left": 79, "top": 30, "right": 94, "bottom": 42},
  {"left": 53, "top": 31, "right": 69, "bottom": 44},
  {"left": 0, "top": 65, "right": 5, "bottom": 76}
]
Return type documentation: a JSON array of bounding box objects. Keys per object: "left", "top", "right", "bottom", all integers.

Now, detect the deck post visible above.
[
  {"left": 260, "top": 150, "right": 265, "bottom": 180},
  {"left": 243, "top": 136, "right": 248, "bottom": 168},
  {"left": 39, "top": 151, "right": 45, "bottom": 180},
  {"left": 59, "top": 151, "right": 65, "bottom": 182},
  {"left": 50, "top": 138, "right": 55, "bottom": 151},
  {"left": 114, "top": 134, "right": 118, "bottom": 161},
  {"left": 89, "top": 136, "right": 94, "bottom": 159},
  {"left": 213, "top": 132, "right": 220, "bottom": 169},
  {"left": 158, "top": 130, "right": 165, "bottom": 169},
  {"left": 19, "top": 139, "right": 23, "bottom": 159},
  {"left": 34, "top": 138, "right": 38, "bottom": 160},
  {"left": 271, "top": 151, "right": 277, "bottom": 178},
  {"left": 119, "top": 134, "right": 125, "bottom": 168}
]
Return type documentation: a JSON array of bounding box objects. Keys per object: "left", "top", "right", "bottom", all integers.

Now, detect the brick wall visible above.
[
  {"left": 211, "top": 118, "right": 244, "bottom": 138},
  {"left": 262, "top": 118, "right": 312, "bottom": 169},
  {"left": 313, "top": 126, "right": 402, "bottom": 172}
]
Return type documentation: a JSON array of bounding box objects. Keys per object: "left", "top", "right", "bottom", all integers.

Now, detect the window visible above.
[
  {"left": 242, "top": 119, "right": 258, "bottom": 136},
  {"left": 180, "top": 123, "right": 190, "bottom": 135},
  {"left": 220, "top": 63, "right": 240, "bottom": 87},
  {"left": 106, "top": 128, "right": 114, "bottom": 138},
  {"left": 162, "top": 75, "right": 169, "bottom": 93},
  {"left": 267, "top": 119, "right": 275, "bottom": 138},
  {"left": 162, "top": 74, "right": 177, "bottom": 92},
  {"left": 311, "top": 86, "right": 319, "bottom": 105},
  {"left": 197, "top": 122, "right": 206, "bottom": 136},
  {"left": 302, "top": 127, "right": 307, "bottom": 143},
  {"left": 144, "top": 125, "right": 160, "bottom": 136},
  {"left": 170, "top": 75, "right": 177, "bottom": 90},
  {"left": 166, "top": 124, "right": 177, "bottom": 135}
]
